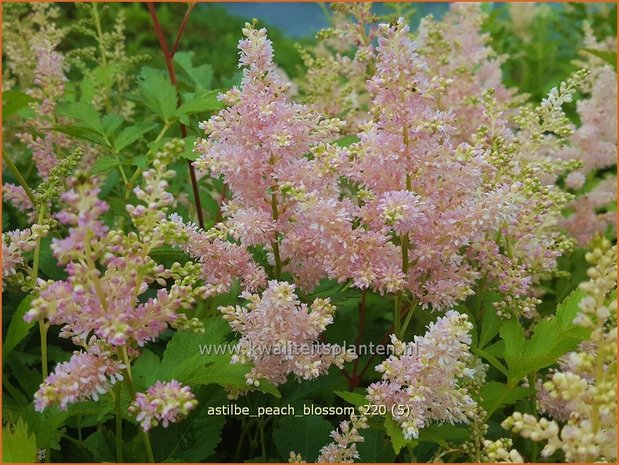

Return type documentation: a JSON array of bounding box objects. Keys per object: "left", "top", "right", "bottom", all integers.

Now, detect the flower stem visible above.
[
  {"left": 2, "top": 152, "right": 36, "bottom": 205},
  {"left": 115, "top": 383, "right": 124, "bottom": 462},
  {"left": 146, "top": 2, "right": 205, "bottom": 230},
  {"left": 118, "top": 347, "right": 155, "bottom": 463},
  {"left": 270, "top": 193, "right": 283, "bottom": 279}
]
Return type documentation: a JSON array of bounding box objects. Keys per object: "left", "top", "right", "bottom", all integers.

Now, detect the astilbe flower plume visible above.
[
  {"left": 502, "top": 238, "right": 617, "bottom": 462},
  {"left": 296, "top": 3, "right": 378, "bottom": 132},
  {"left": 2, "top": 224, "right": 48, "bottom": 290},
  {"left": 34, "top": 342, "right": 125, "bottom": 411},
  {"left": 25, "top": 152, "right": 208, "bottom": 413},
  {"left": 417, "top": 3, "right": 516, "bottom": 144},
  {"left": 220, "top": 280, "right": 356, "bottom": 389},
  {"left": 367, "top": 311, "right": 477, "bottom": 440},
  {"left": 341, "top": 19, "right": 510, "bottom": 309},
  {"left": 555, "top": 31, "right": 617, "bottom": 245},
  {"left": 128, "top": 380, "right": 198, "bottom": 431},
  {"left": 314, "top": 414, "right": 369, "bottom": 463}
]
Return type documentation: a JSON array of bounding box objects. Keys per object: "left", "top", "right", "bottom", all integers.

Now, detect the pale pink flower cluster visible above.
[
  {"left": 418, "top": 3, "right": 516, "bottom": 143},
  {"left": 34, "top": 344, "right": 125, "bottom": 411},
  {"left": 194, "top": 23, "right": 342, "bottom": 207},
  {"left": 503, "top": 240, "right": 617, "bottom": 462},
  {"left": 557, "top": 60, "right": 617, "bottom": 245},
  {"left": 165, "top": 213, "right": 267, "bottom": 297},
  {"left": 315, "top": 414, "right": 369, "bottom": 463},
  {"left": 128, "top": 380, "right": 198, "bottom": 432},
  {"left": 220, "top": 280, "right": 356, "bottom": 388},
  {"left": 297, "top": 4, "right": 378, "bottom": 132},
  {"left": 2, "top": 226, "right": 45, "bottom": 286},
  {"left": 2, "top": 184, "right": 35, "bottom": 221},
  {"left": 194, "top": 14, "right": 579, "bottom": 318},
  {"left": 15, "top": 39, "right": 72, "bottom": 180},
  {"left": 367, "top": 311, "right": 477, "bottom": 440},
  {"left": 26, "top": 173, "right": 205, "bottom": 348}
]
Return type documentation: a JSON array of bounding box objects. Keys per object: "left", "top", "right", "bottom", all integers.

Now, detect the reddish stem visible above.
[
  {"left": 147, "top": 2, "right": 205, "bottom": 230},
  {"left": 171, "top": 3, "right": 196, "bottom": 56}
]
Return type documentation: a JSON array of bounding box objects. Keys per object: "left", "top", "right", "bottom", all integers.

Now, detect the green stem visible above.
[
  {"left": 270, "top": 193, "right": 282, "bottom": 279},
  {"left": 400, "top": 297, "right": 417, "bottom": 337},
  {"left": 126, "top": 121, "right": 172, "bottom": 199},
  {"left": 115, "top": 384, "right": 124, "bottom": 462},
  {"left": 528, "top": 372, "right": 539, "bottom": 462},
  {"left": 395, "top": 233, "right": 410, "bottom": 338},
  {"left": 118, "top": 347, "right": 154, "bottom": 463},
  {"left": 394, "top": 293, "right": 402, "bottom": 337},
  {"left": 92, "top": 3, "right": 108, "bottom": 67},
  {"left": 2, "top": 152, "right": 36, "bottom": 205}
]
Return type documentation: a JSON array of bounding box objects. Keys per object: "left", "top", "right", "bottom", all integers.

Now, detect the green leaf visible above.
[
  {"left": 91, "top": 156, "right": 121, "bottom": 174},
  {"left": 384, "top": 415, "right": 409, "bottom": 455},
  {"left": 500, "top": 292, "right": 590, "bottom": 381},
  {"left": 334, "top": 135, "right": 360, "bottom": 147},
  {"left": 102, "top": 114, "right": 124, "bottom": 138},
  {"left": 334, "top": 390, "right": 368, "bottom": 406},
  {"left": 180, "top": 136, "right": 199, "bottom": 160},
  {"left": 176, "top": 90, "right": 224, "bottom": 117},
  {"left": 2, "top": 90, "right": 34, "bottom": 119},
  {"left": 39, "top": 236, "right": 67, "bottom": 280},
  {"left": 57, "top": 102, "right": 106, "bottom": 136},
  {"left": 137, "top": 67, "right": 178, "bottom": 122},
  {"left": 477, "top": 293, "right": 503, "bottom": 349},
  {"left": 480, "top": 381, "right": 532, "bottom": 415},
  {"left": 154, "top": 387, "right": 226, "bottom": 462},
  {"left": 174, "top": 52, "right": 214, "bottom": 89},
  {"left": 83, "top": 428, "right": 116, "bottom": 462},
  {"left": 582, "top": 48, "right": 617, "bottom": 70},
  {"left": 52, "top": 125, "right": 107, "bottom": 146},
  {"left": 555, "top": 288, "right": 588, "bottom": 330},
  {"left": 273, "top": 416, "right": 333, "bottom": 462},
  {"left": 357, "top": 428, "right": 395, "bottom": 462},
  {"left": 418, "top": 424, "right": 469, "bottom": 447},
  {"left": 149, "top": 247, "right": 191, "bottom": 267},
  {"left": 114, "top": 122, "right": 159, "bottom": 152},
  {"left": 2, "top": 417, "right": 37, "bottom": 463},
  {"left": 3, "top": 296, "right": 35, "bottom": 363}
]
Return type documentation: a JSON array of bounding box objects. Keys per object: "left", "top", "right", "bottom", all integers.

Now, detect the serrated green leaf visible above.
[
  {"left": 334, "top": 135, "right": 360, "bottom": 147},
  {"left": 3, "top": 296, "right": 35, "bottom": 363},
  {"left": 91, "top": 156, "right": 121, "bottom": 174},
  {"left": 2, "top": 417, "right": 37, "bottom": 463},
  {"left": 137, "top": 67, "right": 178, "bottom": 122},
  {"left": 357, "top": 428, "right": 395, "bottom": 462},
  {"left": 149, "top": 247, "right": 191, "bottom": 267},
  {"left": 500, "top": 299, "right": 591, "bottom": 381},
  {"left": 102, "top": 113, "right": 124, "bottom": 138},
  {"left": 478, "top": 293, "right": 503, "bottom": 349},
  {"left": 334, "top": 390, "right": 368, "bottom": 406},
  {"left": 556, "top": 287, "right": 587, "bottom": 329},
  {"left": 52, "top": 125, "right": 108, "bottom": 146},
  {"left": 57, "top": 101, "right": 106, "bottom": 136},
  {"left": 480, "top": 381, "right": 532, "bottom": 415},
  {"left": 384, "top": 415, "right": 409, "bottom": 455},
  {"left": 83, "top": 428, "right": 116, "bottom": 462},
  {"left": 152, "top": 387, "right": 226, "bottom": 462},
  {"left": 180, "top": 136, "right": 199, "bottom": 160},
  {"left": 174, "top": 52, "right": 214, "bottom": 89},
  {"left": 114, "top": 122, "right": 159, "bottom": 152},
  {"left": 176, "top": 90, "right": 224, "bottom": 117},
  {"left": 2, "top": 90, "right": 34, "bottom": 119},
  {"left": 273, "top": 416, "right": 333, "bottom": 462}
]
